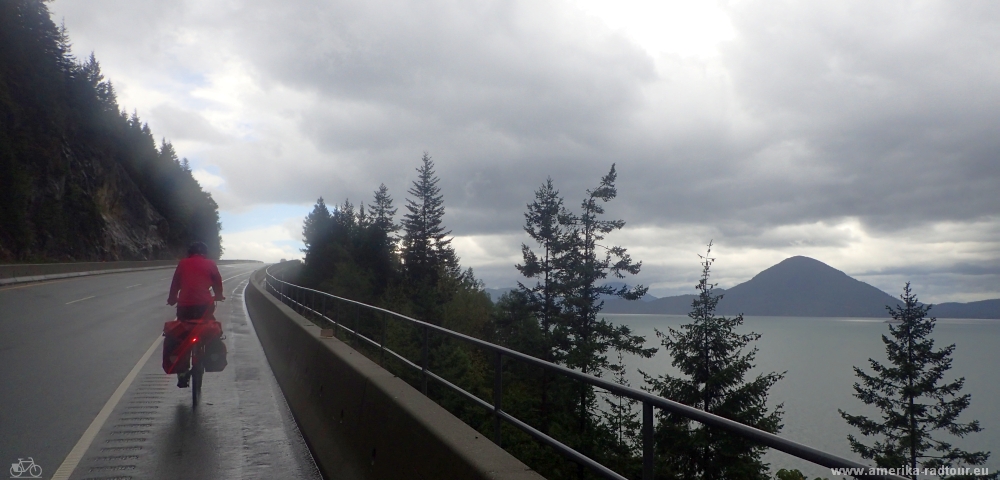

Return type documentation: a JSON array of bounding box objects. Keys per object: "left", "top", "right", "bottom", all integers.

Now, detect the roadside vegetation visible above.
[
  {"left": 297, "top": 153, "right": 989, "bottom": 480},
  {"left": 297, "top": 154, "right": 787, "bottom": 479},
  {"left": 297, "top": 160, "right": 992, "bottom": 479}
]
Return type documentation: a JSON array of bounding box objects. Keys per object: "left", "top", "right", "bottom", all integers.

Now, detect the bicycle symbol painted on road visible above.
[{"left": 9, "top": 458, "right": 42, "bottom": 478}]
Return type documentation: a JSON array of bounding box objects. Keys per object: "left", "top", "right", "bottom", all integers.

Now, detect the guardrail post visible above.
[
  {"left": 321, "top": 295, "right": 326, "bottom": 324},
  {"left": 643, "top": 400, "right": 654, "bottom": 480},
  {"left": 421, "top": 326, "right": 429, "bottom": 395},
  {"left": 493, "top": 351, "right": 503, "bottom": 447}
]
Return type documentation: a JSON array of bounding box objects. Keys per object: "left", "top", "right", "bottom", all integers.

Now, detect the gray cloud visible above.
[
  {"left": 150, "top": 104, "right": 230, "bottom": 144},
  {"left": 49, "top": 0, "right": 1000, "bottom": 300},
  {"left": 243, "top": 0, "right": 999, "bottom": 235}
]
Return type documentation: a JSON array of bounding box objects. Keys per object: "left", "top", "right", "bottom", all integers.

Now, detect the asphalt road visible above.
[{"left": 0, "top": 264, "right": 321, "bottom": 480}]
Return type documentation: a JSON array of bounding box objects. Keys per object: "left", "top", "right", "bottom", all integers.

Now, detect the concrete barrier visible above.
[
  {"left": 244, "top": 268, "right": 544, "bottom": 480},
  {"left": 0, "top": 259, "right": 262, "bottom": 286}
]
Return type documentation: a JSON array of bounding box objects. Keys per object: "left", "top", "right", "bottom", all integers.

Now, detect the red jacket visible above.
[{"left": 168, "top": 255, "right": 223, "bottom": 306}]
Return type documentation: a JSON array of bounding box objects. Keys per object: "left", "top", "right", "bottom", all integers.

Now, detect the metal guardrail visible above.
[{"left": 263, "top": 266, "right": 904, "bottom": 480}]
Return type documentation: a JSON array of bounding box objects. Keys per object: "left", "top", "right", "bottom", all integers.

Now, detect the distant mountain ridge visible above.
[{"left": 600, "top": 256, "right": 999, "bottom": 319}]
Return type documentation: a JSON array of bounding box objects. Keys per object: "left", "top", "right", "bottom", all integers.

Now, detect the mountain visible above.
[
  {"left": 931, "top": 299, "right": 1000, "bottom": 319},
  {"left": 603, "top": 256, "right": 998, "bottom": 319},
  {"left": 0, "top": 1, "right": 222, "bottom": 262},
  {"left": 714, "top": 256, "right": 901, "bottom": 317},
  {"left": 485, "top": 287, "right": 515, "bottom": 302}
]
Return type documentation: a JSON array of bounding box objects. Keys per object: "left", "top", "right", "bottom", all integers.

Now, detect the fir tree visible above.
[
  {"left": 302, "top": 197, "right": 332, "bottom": 252},
  {"left": 401, "top": 153, "right": 459, "bottom": 319},
  {"left": 368, "top": 183, "right": 400, "bottom": 246},
  {"left": 334, "top": 198, "right": 356, "bottom": 230},
  {"left": 839, "top": 283, "right": 994, "bottom": 480},
  {"left": 517, "top": 177, "right": 570, "bottom": 357},
  {"left": 644, "top": 242, "right": 783, "bottom": 480},
  {"left": 600, "top": 351, "right": 642, "bottom": 478},
  {"left": 557, "top": 164, "right": 655, "bottom": 467},
  {"left": 559, "top": 165, "right": 653, "bottom": 375},
  {"left": 516, "top": 177, "right": 573, "bottom": 432}
]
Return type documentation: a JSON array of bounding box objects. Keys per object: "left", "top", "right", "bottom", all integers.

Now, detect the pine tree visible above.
[
  {"left": 559, "top": 165, "right": 652, "bottom": 375},
  {"left": 516, "top": 177, "right": 573, "bottom": 432},
  {"left": 334, "top": 198, "right": 356, "bottom": 230},
  {"left": 302, "top": 197, "right": 332, "bottom": 252},
  {"left": 368, "top": 183, "right": 399, "bottom": 247},
  {"left": 600, "top": 351, "right": 642, "bottom": 478},
  {"left": 556, "top": 164, "right": 655, "bottom": 468},
  {"left": 644, "top": 242, "right": 783, "bottom": 480},
  {"left": 839, "top": 283, "right": 994, "bottom": 480},
  {"left": 401, "top": 153, "right": 459, "bottom": 319},
  {"left": 517, "top": 178, "right": 570, "bottom": 356}
]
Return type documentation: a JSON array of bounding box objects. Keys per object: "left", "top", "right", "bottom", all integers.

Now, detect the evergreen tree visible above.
[
  {"left": 302, "top": 197, "right": 332, "bottom": 252},
  {"left": 559, "top": 165, "right": 653, "bottom": 373},
  {"left": 556, "top": 164, "right": 655, "bottom": 468},
  {"left": 599, "top": 351, "right": 642, "bottom": 478},
  {"left": 516, "top": 177, "right": 572, "bottom": 431},
  {"left": 334, "top": 198, "right": 356, "bottom": 230},
  {"left": 644, "top": 242, "right": 783, "bottom": 480},
  {"left": 839, "top": 283, "right": 994, "bottom": 480},
  {"left": 517, "top": 177, "right": 570, "bottom": 357},
  {"left": 401, "top": 153, "right": 459, "bottom": 320},
  {"left": 368, "top": 183, "right": 400, "bottom": 247}
]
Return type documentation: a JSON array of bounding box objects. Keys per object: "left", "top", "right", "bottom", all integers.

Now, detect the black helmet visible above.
[{"left": 187, "top": 241, "right": 208, "bottom": 256}]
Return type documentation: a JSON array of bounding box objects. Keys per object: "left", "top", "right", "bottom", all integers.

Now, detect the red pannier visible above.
[
  {"left": 162, "top": 319, "right": 224, "bottom": 374},
  {"left": 202, "top": 338, "right": 228, "bottom": 372}
]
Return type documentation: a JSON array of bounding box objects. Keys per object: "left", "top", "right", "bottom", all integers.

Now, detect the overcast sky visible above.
[{"left": 49, "top": 0, "right": 1000, "bottom": 303}]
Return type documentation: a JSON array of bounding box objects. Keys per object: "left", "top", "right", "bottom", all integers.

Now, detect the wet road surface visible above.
[{"left": 0, "top": 264, "right": 321, "bottom": 480}]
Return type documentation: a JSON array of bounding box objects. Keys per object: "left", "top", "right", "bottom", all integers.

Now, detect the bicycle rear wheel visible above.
[{"left": 191, "top": 351, "right": 204, "bottom": 408}]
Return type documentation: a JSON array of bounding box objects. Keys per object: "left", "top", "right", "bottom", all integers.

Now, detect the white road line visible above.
[
  {"left": 50, "top": 267, "right": 255, "bottom": 479},
  {"left": 222, "top": 271, "right": 252, "bottom": 283},
  {"left": 65, "top": 295, "right": 96, "bottom": 305},
  {"left": 50, "top": 334, "right": 164, "bottom": 480},
  {"left": 125, "top": 284, "right": 142, "bottom": 289}
]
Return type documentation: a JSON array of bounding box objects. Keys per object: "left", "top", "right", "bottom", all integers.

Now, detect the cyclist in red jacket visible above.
[{"left": 167, "top": 242, "right": 225, "bottom": 387}]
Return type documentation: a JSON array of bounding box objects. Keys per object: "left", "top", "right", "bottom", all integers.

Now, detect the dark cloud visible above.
[{"left": 276, "top": 0, "right": 999, "bottom": 238}]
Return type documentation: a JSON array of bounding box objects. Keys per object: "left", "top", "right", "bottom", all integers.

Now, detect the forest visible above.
[{"left": 0, "top": 0, "right": 222, "bottom": 261}]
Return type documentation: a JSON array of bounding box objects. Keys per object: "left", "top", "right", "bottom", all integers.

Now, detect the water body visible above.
[{"left": 604, "top": 314, "right": 1000, "bottom": 478}]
